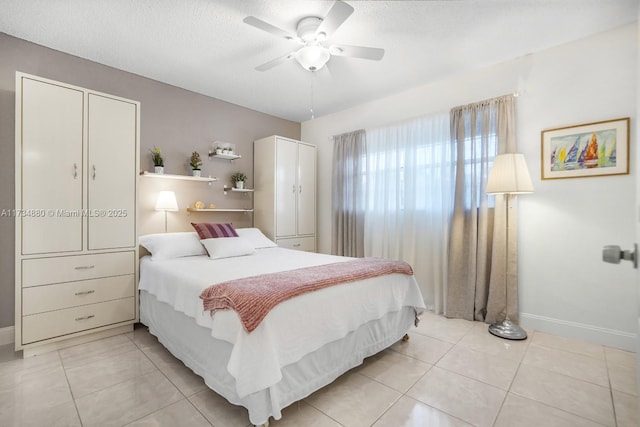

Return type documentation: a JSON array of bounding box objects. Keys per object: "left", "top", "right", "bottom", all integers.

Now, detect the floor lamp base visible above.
[{"left": 488, "top": 319, "right": 527, "bottom": 340}]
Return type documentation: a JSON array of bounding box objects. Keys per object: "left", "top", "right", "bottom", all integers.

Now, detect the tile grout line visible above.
[
  {"left": 385, "top": 328, "right": 486, "bottom": 426},
  {"left": 124, "top": 332, "right": 212, "bottom": 426},
  {"left": 58, "top": 349, "right": 85, "bottom": 427},
  {"left": 490, "top": 329, "right": 531, "bottom": 427},
  {"left": 130, "top": 328, "right": 246, "bottom": 426},
  {"left": 364, "top": 389, "right": 403, "bottom": 427},
  {"left": 603, "top": 348, "right": 620, "bottom": 427},
  {"left": 509, "top": 332, "right": 619, "bottom": 427}
]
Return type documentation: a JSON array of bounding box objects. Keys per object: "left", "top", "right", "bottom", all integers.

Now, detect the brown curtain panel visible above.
[
  {"left": 332, "top": 130, "right": 366, "bottom": 257},
  {"left": 446, "top": 95, "right": 518, "bottom": 323}
]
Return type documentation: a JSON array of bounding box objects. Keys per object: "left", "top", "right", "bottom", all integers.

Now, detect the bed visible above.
[{"left": 138, "top": 226, "right": 425, "bottom": 426}]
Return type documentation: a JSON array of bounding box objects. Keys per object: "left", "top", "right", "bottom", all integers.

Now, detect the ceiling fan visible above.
[{"left": 243, "top": 0, "right": 384, "bottom": 72}]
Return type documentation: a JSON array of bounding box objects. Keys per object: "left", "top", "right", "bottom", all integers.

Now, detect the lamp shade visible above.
[
  {"left": 295, "top": 45, "right": 330, "bottom": 71},
  {"left": 155, "top": 191, "right": 179, "bottom": 211},
  {"left": 486, "top": 153, "right": 534, "bottom": 194}
]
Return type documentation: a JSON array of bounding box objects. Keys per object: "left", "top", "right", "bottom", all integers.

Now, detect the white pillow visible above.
[
  {"left": 139, "top": 232, "right": 206, "bottom": 260},
  {"left": 236, "top": 228, "right": 278, "bottom": 249},
  {"left": 201, "top": 236, "right": 256, "bottom": 259}
]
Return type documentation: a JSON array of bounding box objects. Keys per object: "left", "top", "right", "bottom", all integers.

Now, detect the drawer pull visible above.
[
  {"left": 75, "top": 315, "right": 95, "bottom": 321},
  {"left": 74, "top": 290, "right": 95, "bottom": 296},
  {"left": 293, "top": 243, "right": 301, "bottom": 247},
  {"left": 74, "top": 265, "right": 95, "bottom": 270}
]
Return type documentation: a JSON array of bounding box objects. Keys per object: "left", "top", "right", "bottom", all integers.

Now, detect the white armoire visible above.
[
  {"left": 254, "top": 135, "right": 316, "bottom": 251},
  {"left": 15, "top": 73, "right": 139, "bottom": 356}
]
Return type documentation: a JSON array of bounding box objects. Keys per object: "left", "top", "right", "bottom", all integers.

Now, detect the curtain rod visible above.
[{"left": 451, "top": 92, "right": 518, "bottom": 112}]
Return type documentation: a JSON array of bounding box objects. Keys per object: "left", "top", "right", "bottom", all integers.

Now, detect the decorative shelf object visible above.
[
  {"left": 140, "top": 171, "right": 218, "bottom": 185},
  {"left": 209, "top": 153, "right": 241, "bottom": 161},
  {"left": 223, "top": 185, "right": 254, "bottom": 195},
  {"left": 187, "top": 208, "right": 254, "bottom": 213}
]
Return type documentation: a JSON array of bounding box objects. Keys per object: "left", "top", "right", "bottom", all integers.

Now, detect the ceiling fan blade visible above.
[
  {"left": 255, "top": 53, "right": 295, "bottom": 72},
  {"left": 243, "top": 16, "right": 297, "bottom": 41},
  {"left": 329, "top": 44, "right": 385, "bottom": 60},
  {"left": 315, "top": 0, "right": 354, "bottom": 39}
]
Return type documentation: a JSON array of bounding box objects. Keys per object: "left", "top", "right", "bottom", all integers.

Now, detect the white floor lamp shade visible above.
[
  {"left": 155, "top": 190, "right": 178, "bottom": 232},
  {"left": 486, "top": 153, "right": 533, "bottom": 340},
  {"left": 486, "top": 153, "right": 534, "bottom": 194}
]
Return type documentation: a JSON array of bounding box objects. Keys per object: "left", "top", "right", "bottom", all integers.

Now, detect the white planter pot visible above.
[
  {"left": 154, "top": 166, "right": 164, "bottom": 174},
  {"left": 234, "top": 181, "right": 244, "bottom": 189},
  {"left": 192, "top": 169, "right": 201, "bottom": 177}
]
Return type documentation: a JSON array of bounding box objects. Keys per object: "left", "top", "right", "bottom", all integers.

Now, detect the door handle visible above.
[{"left": 602, "top": 244, "right": 637, "bottom": 268}]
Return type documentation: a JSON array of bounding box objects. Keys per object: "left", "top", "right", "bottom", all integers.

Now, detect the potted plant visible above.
[
  {"left": 150, "top": 146, "right": 164, "bottom": 174},
  {"left": 190, "top": 151, "right": 203, "bottom": 177},
  {"left": 231, "top": 171, "right": 247, "bottom": 189}
]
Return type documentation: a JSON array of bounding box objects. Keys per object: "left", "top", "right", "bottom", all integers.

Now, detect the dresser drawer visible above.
[
  {"left": 22, "top": 251, "right": 135, "bottom": 287},
  {"left": 22, "top": 297, "right": 135, "bottom": 344},
  {"left": 22, "top": 275, "right": 135, "bottom": 315},
  {"left": 276, "top": 236, "right": 316, "bottom": 252}
]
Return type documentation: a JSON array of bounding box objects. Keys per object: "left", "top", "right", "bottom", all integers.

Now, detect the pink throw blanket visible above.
[{"left": 200, "top": 257, "right": 414, "bottom": 333}]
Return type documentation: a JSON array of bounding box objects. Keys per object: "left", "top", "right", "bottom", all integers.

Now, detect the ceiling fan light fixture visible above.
[
  {"left": 297, "top": 16, "right": 323, "bottom": 42},
  {"left": 245, "top": 1, "right": 384, "bottom": 73},
  {"left": 295, "top": 45, "right": 330, "bottom": 71}
]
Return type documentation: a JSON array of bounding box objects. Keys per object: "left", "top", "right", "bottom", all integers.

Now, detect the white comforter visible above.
[{"left": 139, "top": 247, "right": 425, "bottom": 398}]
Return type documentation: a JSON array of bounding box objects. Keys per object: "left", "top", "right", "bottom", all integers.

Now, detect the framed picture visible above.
[{"left": 541, "top": 117, "right": 630, "bottom": 180}]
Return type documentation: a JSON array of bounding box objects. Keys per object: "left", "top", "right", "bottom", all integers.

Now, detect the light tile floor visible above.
[{"left": 0, "top": 312, "right": 638, "bottom": 426}]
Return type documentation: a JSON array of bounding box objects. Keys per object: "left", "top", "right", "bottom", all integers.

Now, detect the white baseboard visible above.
[
  {"left": 0, "top": 326, "right": 15, "bottom": 346},
  {"left": 520, "top": 313, "right": 637, "bottom": 352}
]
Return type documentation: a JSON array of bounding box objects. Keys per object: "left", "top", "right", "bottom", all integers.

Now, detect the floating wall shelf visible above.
[
  {"left": 209, "top": 141, "right": 240, "bottom": 161},
  {"left": 223, "top": 185, "right": 254, "bottom": 195},
  {"left": 140, "top": 171, "right": 218, "bottom": 185},
  {"left": 186, "top": 208, "right": 253, "bottom": 213},
  {"left": 209, "top": 152, "right": 241, "bottom": 161}
]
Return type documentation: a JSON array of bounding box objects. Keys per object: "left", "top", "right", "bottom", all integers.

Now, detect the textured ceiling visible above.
[{"left": 1, "top": 0, "right": 637, "bottom": 122}]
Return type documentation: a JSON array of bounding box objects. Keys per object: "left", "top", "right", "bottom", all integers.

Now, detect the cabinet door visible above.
[
  {"left": 297, "top": 143, "right": 316, "bottom": 236},
  {"left": 20, "top": 77, "right": 84, "bottom": 254},
  {"left": 275, "top": 138, "right": 297, "bottom": 237},
  {"left": 87, "top": 94, "right": 137, "bottom": 250}
]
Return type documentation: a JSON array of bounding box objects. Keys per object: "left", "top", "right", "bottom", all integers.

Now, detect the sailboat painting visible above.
[{"left": 541, "top": 118, "right": 629, "bottom": 180}]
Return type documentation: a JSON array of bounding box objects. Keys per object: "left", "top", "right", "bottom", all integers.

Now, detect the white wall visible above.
[{"left": 302, "top": 23, "right": 638, "bottom": 351}]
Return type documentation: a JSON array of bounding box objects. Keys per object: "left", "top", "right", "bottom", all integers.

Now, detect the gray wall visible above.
[{"left": 0, "top": 33, "right": 300, "bottom": 328}]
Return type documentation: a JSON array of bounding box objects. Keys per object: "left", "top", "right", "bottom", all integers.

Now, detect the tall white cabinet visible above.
[
  {"left": 15, "top": 73, "right": 139, "bottom": 356},
  {"left": 254, "top": 135, "right": 316, "bottom": 251}
]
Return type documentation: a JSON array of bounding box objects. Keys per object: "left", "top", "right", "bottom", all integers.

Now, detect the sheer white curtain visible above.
[{"left": 364, "top": 114, "right": 454, "bottom": 313}]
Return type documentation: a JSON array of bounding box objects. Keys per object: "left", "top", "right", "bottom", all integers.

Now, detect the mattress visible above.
[{"left": 138, "top": 247, "right": 425, "bottom": 424}]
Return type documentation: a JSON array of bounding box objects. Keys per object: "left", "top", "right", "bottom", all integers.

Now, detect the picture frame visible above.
[{"left": 541, "top": 117, "right": 630, "bottom": 180}]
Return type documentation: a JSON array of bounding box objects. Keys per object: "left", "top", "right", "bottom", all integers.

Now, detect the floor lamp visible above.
[
  {"left": 485, "top": 153, "right": 534, "bottom": 340},
  {"left": 155, "top": 190, "right": 179, "bottom": 233}
]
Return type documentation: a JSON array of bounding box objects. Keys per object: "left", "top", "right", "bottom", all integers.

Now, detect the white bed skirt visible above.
[{"left": 140, "top": 290, "right": 416, "bottom": 425}]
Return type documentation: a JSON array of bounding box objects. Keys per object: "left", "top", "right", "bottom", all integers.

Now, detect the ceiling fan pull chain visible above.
[{"left": 310, "top": 73, "right": 316, "bottom": 119}]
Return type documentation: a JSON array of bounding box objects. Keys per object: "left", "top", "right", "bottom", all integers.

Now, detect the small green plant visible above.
[
  {"left": 190, "top": 151, "right": 202, "bottom": 170},
  {"left": 231, "top": 172, "right": 247, "bottom": 182},
  {"left": 150, "top": 146, "right": 164, "bottom": 167}
]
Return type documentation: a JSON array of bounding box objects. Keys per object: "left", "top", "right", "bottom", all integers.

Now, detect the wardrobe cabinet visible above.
[
  {"left": 254, "top": 135, "right": 316, "bottom": 251},
  {"left": 15, "top": 73, "right": 139, "bottom": 356}
]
